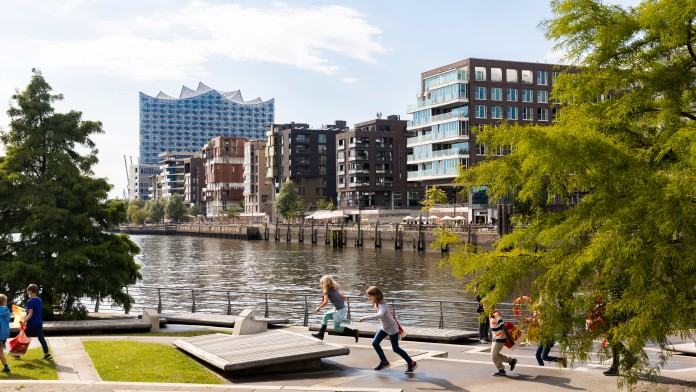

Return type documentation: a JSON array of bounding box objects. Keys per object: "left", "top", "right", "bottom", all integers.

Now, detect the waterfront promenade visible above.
[{"left": 2, "top": 323, "right": 694, "bottom": 392}]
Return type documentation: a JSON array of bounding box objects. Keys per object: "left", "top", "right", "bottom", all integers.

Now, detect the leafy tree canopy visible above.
[
  {"left": 0, "top": 70, "right": 141, "bottom": 317},
  {"left": 315, "top": 199, "right": 335, "bottom": 211},
  {"left": 188, "top": 203, "right": 202, "bottom": 217},
  {"left": 145, "top": 199, "right": 165, "bottom": 224},
  {"left": 274, "top": 181, "right": 303, "bottom": 220},
  {"left": 421, "top": 186, "right": 448, "bottom": 212},
  {"left": 165, "top": 194, "right": 186, "bottom": 222},
  {"left": 444, "top": 1, "right": 696, "bottom": 387}
]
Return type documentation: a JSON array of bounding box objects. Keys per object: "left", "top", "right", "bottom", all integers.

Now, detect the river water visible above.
[{"left": 106, "top": 234, "right": 477, "bottom": 327}]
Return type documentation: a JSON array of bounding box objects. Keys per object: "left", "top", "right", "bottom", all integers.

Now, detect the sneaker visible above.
[
  {"left": 405, "top": 361, "right": 418, "bottom": 374},
  {"left": 2, "top": 366, "right": 9, "bottom": 373},
  {"left": 374, "top": 361, "right": 390, "bottom": 371},
  {"left": 479, "top": 338, "right": 489, "bottom": 344},
  {"left": 493, "top": 369, "right": 506, "bottom": 376},
  {"left": 43, "top": 353, "right": 52, "bottom": 360},
  {"left": 603, "top": 368, "right": 618, "bottom": 376},
  {"left": 509, "top": 358, "right": 517, "bottom": 371}
]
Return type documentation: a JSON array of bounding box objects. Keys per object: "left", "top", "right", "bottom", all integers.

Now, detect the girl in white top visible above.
[{"left": 359, "top": 286, "right": 418, "bottom": 374}]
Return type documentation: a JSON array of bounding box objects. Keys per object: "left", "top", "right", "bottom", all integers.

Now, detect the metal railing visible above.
[{"left": 90, "top": 286, "right": 517, "bottom": 331}]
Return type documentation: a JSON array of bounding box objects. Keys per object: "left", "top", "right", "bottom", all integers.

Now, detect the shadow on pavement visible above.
[{"left": 507, "top": 373, "right": 586, "bottom": 390}]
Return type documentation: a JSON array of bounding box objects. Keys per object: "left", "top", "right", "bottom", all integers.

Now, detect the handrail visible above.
[{"left": 89, "top": 285, "right": 518, "bottom": 331}]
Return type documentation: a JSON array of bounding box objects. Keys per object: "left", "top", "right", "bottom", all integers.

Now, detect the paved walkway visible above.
[{"left": 2, "top": 325, "right": 694, "bottom": 392}]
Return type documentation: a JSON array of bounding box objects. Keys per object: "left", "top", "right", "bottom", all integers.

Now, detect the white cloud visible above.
[
  {"left": 17, "top": 1, "right": 385, "bottom": 81},
  {"left": 341, "top": 77, "right": 358, "bottom": 84}
]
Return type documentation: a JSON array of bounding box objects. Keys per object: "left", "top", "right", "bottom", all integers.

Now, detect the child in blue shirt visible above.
[
  {"left": 0, "top": 294, "right": 10, "bottom": 372},
  {"left": 22, "top": 284, "right": 51, "bottom": 360}
]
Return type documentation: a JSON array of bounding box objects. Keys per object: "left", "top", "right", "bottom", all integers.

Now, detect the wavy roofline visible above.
[{"left": 140, "top": 82, "right": 273, "bottom": 104}]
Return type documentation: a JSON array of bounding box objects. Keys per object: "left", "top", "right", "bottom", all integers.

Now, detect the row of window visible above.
[
  {"left": 474, "top": 87, "right": 549, "bottom": 103},
  {"left": 474, "top": 67, "right": 560, "bottom": 85},
  {"left": 474, "top": 105, "right": 551, "bottom": 121}
]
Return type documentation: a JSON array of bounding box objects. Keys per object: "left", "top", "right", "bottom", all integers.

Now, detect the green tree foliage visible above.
[
  {"left": 420, "top": 186, "right": 448, "bottom": 212},
  {"left": 145, "top": 199, "right": 165, "bottom": 224},
  {"left": 0, "top": 70, "right": 141, "bottom": 317},
  {"left": 225, "top": 206, "right": 241, "bottom": 220},
  {"left": 165, "top": 194, "right": 186, "bottom": 223},
  {"left": 315, "top": 199, "right": 335, "bottom": 211},
  {"left": 443, "top": 1, "right": 696, "bottom": 387},
  {"left": 126, "top": 203, "right": 147, "bottom": 224},
  {"left": 274, "top": 181, "right": 303, "bottom": 220},
  {"left": 188, "top": 203, "right": 202, "bottom": 218}
]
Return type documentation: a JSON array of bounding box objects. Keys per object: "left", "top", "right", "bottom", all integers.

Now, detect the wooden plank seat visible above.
[
  {"left": 309, "top": 322, "right": 478, "bottom": 343},
  {"left": 173, "top": 330, "right": 350, "bottom": 373},
  {"left": 158, "top": 312, "right": 289, "bottom": 327}
]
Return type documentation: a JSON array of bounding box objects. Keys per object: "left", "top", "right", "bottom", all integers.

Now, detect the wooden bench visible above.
[
  {"left": 173, "top": 330, "right": 350, "bottom": 373},
  {"left": 309, "top": 322, "right": 478, "bottom": 343},
  {"left": 158, "top": 312, "right": 289, "bottom": 328}
]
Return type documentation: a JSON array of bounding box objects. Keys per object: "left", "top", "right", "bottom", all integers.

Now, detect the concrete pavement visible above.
[{"left": 0, "top": 325, "right": 694, "bottom": 392}]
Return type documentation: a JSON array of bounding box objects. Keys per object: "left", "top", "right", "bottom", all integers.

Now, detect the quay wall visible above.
[{"left": 115, "top": 223, "right": 499, "bottom": 251}]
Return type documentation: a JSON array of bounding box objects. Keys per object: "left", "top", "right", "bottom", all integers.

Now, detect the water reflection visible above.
[{"left": 132, "top": 235, "right": 470, "bottom": 303}]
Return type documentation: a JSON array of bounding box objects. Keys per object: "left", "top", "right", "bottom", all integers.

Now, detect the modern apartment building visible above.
[
  {"left": 266, "top": 121, "right": 347, "bottom": 216},
  {"left": 127, "top": 162, "right": 159, "bottom": 200},
  {"left": 139, "top": 82, "right": 274, "bottom": 164},
  {"left": 183, "top": 158, "right": 205, "bottom": 207},
  {"left": 151, "top": 151, "right": 197, "bottom": 199},
  {"left": 406, "top": 58, "right": 565, "bottom": 222},
  {"left": 242, "top": 140, "right": 273, "bottom": 221},
  {"left": 336, "top": 116, "right": 423, "bottom": 209},
  {"left": 201, "top": 136, "right": 246, "bottom": 217}
]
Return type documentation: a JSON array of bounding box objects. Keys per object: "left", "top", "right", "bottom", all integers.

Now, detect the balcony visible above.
[{"left": 407, "top": 112, "right": 469, "bottom": 130}]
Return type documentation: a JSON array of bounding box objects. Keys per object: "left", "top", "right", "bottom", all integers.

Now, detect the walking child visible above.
[
  {"left": 22, "top": 284, "right": 51, "bottom": 360},
  {"left": 312, "top": 275, "right": 359, "bottom": 342},
  {"left": 0, "top": 295, "right": 10, "bottom": 372},
  {"left": 358, "top": 286, "right": 418, "bottom": 374},
  {"left": 489, "top": 307, "right": 517, "bottom": 376}
]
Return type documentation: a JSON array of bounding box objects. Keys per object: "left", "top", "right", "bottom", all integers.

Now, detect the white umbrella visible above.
[
  {"left": 402, "top": 215, "right": 414, "bottom": 220},
  {"left": 440, "top": 216, "right": 454, "bottom": 220},
  {"left": 453, "top": 216, "right": 465, "bottom": 220}
]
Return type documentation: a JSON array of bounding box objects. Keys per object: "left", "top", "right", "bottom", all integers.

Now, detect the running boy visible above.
[
  {"left": 22, "top": 284, "right": 51, "bottom": 360},
  {"left": 490, "top": 307, "right": 517, "bottom": 376}
]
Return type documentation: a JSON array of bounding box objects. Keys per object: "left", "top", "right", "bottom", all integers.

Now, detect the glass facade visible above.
[{"left": 139, "top": 82, "right": 274, "bottom": 164}]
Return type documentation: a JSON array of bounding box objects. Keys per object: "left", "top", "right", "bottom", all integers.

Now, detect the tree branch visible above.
[{"left": 687, "top": 19, "right": 696, "bottom": 64}]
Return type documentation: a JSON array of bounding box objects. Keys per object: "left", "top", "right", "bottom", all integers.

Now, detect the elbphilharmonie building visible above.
[{"left": 139, "top": 82, "right": 274, "bottom": 164}]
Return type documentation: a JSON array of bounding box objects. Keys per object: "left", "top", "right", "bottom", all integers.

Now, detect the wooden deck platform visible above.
[
  {"left": 173, "top": 330, "right": 350, "bottom": 373},
  {"left": 159, "top": 312, "right": 289, "bottom": 328},
  {"left": 10, "top": 318, "right": 152, "bottom": 334},
  {"left": 309, "top": 322, "right": 478, "bottom": 343}
]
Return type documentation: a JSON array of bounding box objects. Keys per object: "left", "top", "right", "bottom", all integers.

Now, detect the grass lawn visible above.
[
  {"left": 0, "top": 348, "right": 58, "bottom": 380},
  {"left": 83, "top": 341, "right": 224, "bottom": 384}
]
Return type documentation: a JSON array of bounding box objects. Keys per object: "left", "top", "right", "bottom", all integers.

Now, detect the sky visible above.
[{"left": 0, "top": 0, "right": 641, "bottom": 199}]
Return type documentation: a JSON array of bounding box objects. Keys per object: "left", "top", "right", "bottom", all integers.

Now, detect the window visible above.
[
  {"left": 522, "top": 89, "right": 534, "bottom": 102},
  {"left": 537, "top": 90, "right": 548, "bottom": 104},
  {"left": 318, "top": 134, "right": 327, "bottom": 143},
  {"left": 537, "top": 71, "right": 548, "bottom": 85},
  {"left": 475, "top": 67, "right": 486, "bottom": 81},
  {"left": 475, "top": 86, "right": 487, "bottom": 100},
  {"left": 491, "top": 106, "right": 503, "bottom": 119},
  {"left": 476, "top": 143, "right": 487, "bottom": 155},
  {"left": 552, "top": 71, "right": 562, "bottom": 84},
  {"left": 522, "top": 107, "right": 534, "bottom": 121},
  {"left": 506, "top": 88, "right": 518, "bottom": 102},
  {"left": 506, "top": 69, "right": 518, "bottom": 83},
  {"left": 490, "top": 87, "right": 502, "bottom": 101},
  {"left": 537, "top": 108, "right": 549, "bottom": 121},
  {"left": 506, "top": 107, "right": 518, "bottom": 120},
  {"left": 522, "top": 70, "right": 533, "bottom": 84},
  {"left": 475, "top": 105, "right": 487, "bottom": 118},
  {"left": 491, "top": 68, "right": 502, "bottom": 82}
]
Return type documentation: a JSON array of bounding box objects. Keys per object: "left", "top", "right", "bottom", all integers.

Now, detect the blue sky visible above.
[{"left": 0, "top": 0, "right": 640, "bottom": 198}]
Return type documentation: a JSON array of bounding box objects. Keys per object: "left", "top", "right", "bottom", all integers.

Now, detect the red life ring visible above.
[{"left": 512, "top": 296, "right": 532, "bottom": 317}]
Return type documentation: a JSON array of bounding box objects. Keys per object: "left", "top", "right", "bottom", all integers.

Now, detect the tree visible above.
[
  {"left": 0, "top": 70, "right": 141, "bottom": 318},
  {"left": 443, "top": 1, "right": 696, "bottom": 387},
  {"left": 225, "top": 206, "right": 241, "bottom": 220},
  {"left": 188, "top": 203, "right": 202, "bottom": 218},
  {"left": 165, "top": 194, "right": 186, "bottom": 222},
  {"left": 126, "top": 203, "right": 147, "bottom": 224},
  {"left": 274, "top": 181, "right": 303, "bottom": 220},
  {"left": 315, "top": 199, "right": 336, "bottom": 211},
  {"left": 145, "top": 198, "right": 165, "bottom": 224},
  {"left": 420, "top": 186, "right": 448, "bottom": 212}
]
